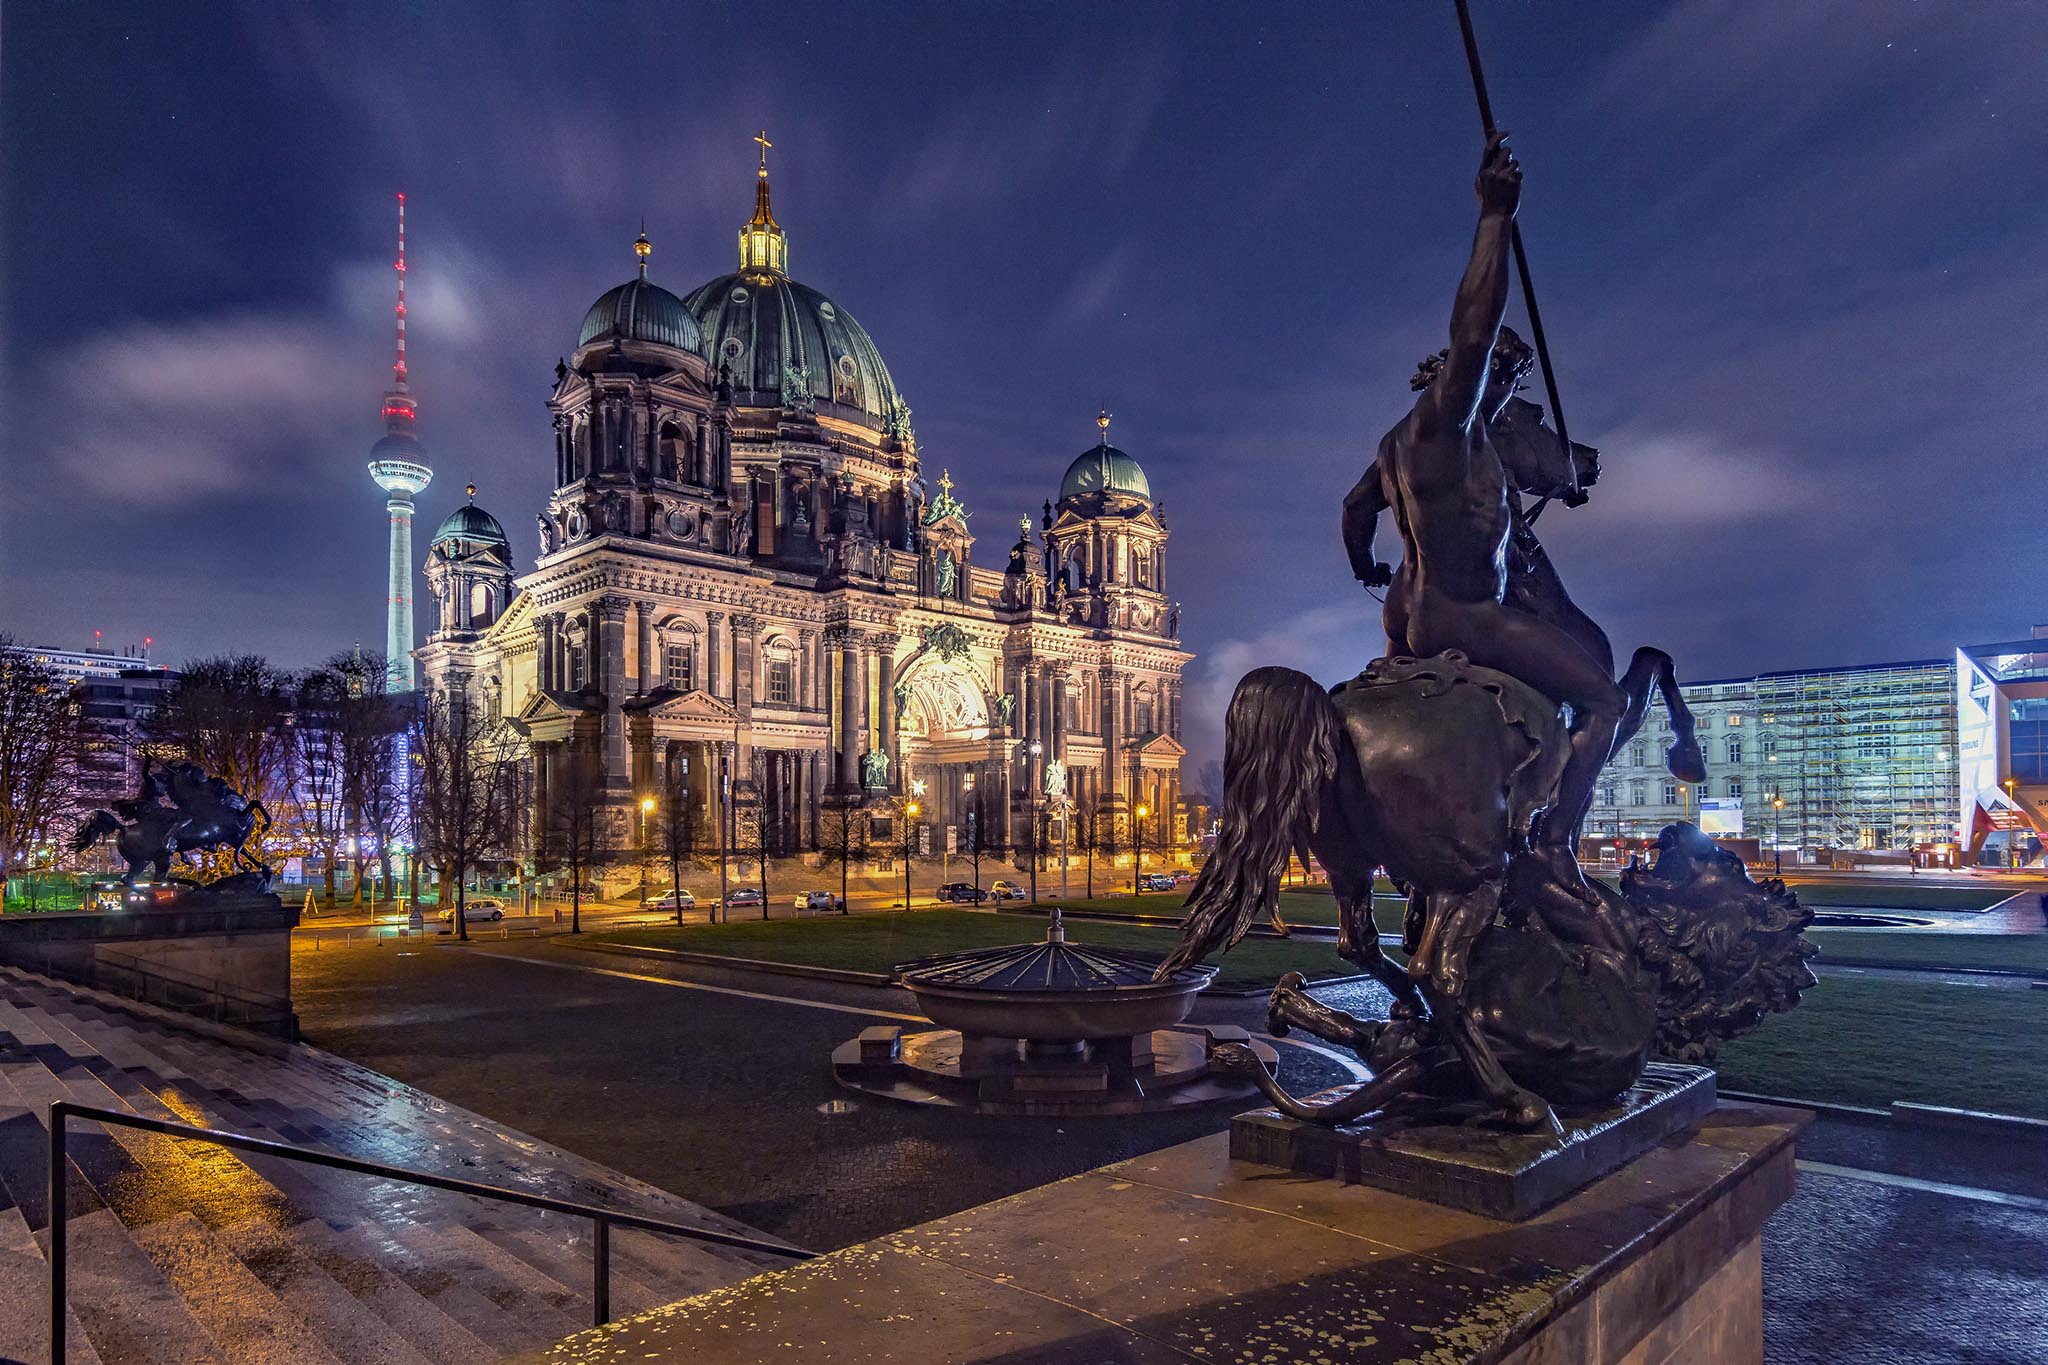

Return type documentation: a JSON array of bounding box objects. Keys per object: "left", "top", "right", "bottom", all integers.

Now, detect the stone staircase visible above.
[{"left": 0, "top": 963, "right": 791, "bottom": 1364}]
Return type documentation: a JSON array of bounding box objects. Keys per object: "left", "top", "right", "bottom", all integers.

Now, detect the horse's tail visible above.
[
  {"left": 71, "top": 810, "right": 120, "bottom": 855},
  {"left": 1157, "top": 667, "right": 1341, "bottom": 979}
]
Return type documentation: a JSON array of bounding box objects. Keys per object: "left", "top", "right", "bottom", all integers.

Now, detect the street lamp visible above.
[
  {"left": 904, "top": 799, "right": 920, "bottom": 908},
  {"left": 1134, "top": 803, "right": 1149, "bottom": 895},
  {"left": 2005, "top": 777, "right": 2022, "bottom": 868},
  {"left": 1771, "top": 797, "right": 1784, "bottom": 875},
  {"left": 639, "top": 796, "right": 655, "bottom": 898}
]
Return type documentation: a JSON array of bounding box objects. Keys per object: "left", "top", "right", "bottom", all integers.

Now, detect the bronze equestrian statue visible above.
[
  {"left": 73, "top": 756, "right": 274, "bottom": 892},
  {"left": 1163, "top": 134, "right": 1813, "bottom": 1131}
]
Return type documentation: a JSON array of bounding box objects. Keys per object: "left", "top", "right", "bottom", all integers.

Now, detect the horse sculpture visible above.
[
  {"left": 72, "top": 757, "right": 274, "bottom": 891},
  {"left": 1160, "top": 655, "right": 1815, "bottom": 1130}
]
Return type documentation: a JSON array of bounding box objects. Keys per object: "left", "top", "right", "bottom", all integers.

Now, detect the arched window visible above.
[
  {"left": 659, "top": 420, "right": 688, "bottom": 482},
  {"left": 762, "top": 638, "right": 796, "bottom": 705},
  {"left": 469, "top": 582, "right": 494, "bottom": 628}
]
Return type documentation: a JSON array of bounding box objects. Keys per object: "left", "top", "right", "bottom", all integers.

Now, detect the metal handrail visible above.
[{"left": 47, "top": 1100, "right": 812, "bottom": 1361}]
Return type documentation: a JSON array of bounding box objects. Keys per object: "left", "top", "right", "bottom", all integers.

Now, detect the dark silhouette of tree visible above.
[
  {"left": 817, "top": 798, "right": 868, "bottom": 914},
  {"left": 540, "top": 741, "right": 609, "bottom": 935},
  {"left": 410, "top": 687, "right": 521, "bottom": 942},
  {"left": 650, "top": 762, "right": 715, "bottom": 924},
  {"left": 0, "top": 636, "right": 81, "bottom": 901}
]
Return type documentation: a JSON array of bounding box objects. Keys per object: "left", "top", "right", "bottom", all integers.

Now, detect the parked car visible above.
[
  {"left": 643, "top": 888, "right": 697, "bottom": 912},
  {"left": 1140, "top": 873, "right": 1177, "bottom": 892},
  {"left": 721, "top": 886, "right": 765, "bottom": 910},
  {"left": 795, "top": 890, "right": 843, "bottom": 913},
  {"left": 437, "top": 897, "right": 506, "bottom": 923},
  {"left": 934, "top": 882, "right": 988, "bottom": 904},
  {"left": 987, "top": 880, "right": 1026, "bottom": 901},
  {"left": 1170, "top": 870, "right": 1196, "bottom": 886}
]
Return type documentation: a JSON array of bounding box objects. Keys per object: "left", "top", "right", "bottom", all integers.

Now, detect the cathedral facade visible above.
[{"left": 416, "top": 151, "right": 1191, "bottom": 874}]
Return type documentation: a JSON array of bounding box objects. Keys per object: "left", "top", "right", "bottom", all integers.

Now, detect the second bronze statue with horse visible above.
[
  {"left": 1160, "top": 134, "right": 1813, "bottom": 1131},
  {"left": 73, "top": 755, "right": 275, "bottom": 892}
]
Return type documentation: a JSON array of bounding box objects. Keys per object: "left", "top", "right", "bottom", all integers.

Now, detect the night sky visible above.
[{"left": 6, "top": 1, "right": 2046, "bottom": 768}]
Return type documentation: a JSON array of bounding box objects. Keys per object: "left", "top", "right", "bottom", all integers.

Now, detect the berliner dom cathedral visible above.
[{"left": 419, "top": 142, "right": 1191, "bottom": 875}]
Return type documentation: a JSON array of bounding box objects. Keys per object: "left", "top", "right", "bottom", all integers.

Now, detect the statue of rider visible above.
[{"left": 1344, "top": 132, "right": 1625, "bottom": 914}]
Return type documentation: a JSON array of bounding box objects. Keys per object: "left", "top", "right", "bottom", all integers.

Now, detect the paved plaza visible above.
[{"left": 294, "top": 936, "right": 2048, "bottom": 1363}]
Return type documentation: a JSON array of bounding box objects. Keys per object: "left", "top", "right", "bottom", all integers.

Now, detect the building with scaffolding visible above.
[{"left": 1589, "top": 655, "right": 1960, "bottom": 857}]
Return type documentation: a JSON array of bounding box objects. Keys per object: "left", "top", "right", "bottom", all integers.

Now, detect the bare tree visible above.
[
  {"left": 293, "top": 666, "right": 349, "bottom": 903},
  {"left": 0, "top": 637, "right": 81, "bottom": 901},
  {"left": 541, "top": 743, "right": 609, "bottom": 934},
  {"left": 410, "top": 686, "right": 521, "bottom": 942},
  {"left": 816, "top": 799, "right": 868, "bottom": 914}
]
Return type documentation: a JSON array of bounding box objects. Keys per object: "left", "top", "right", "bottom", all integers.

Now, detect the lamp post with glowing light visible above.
[
  {"left": 2006, "top": 777, "right": 2023, "bottom": 868},
  {"left": 1771, "top": 796, "right": 1784, "bottom": 875},
  {"left": 903, "top": 799, "right": 920, "bottom": 908},
  {"left": 1133, "top": 803, "right": 1149, "bottom": 895},
  {"left": 638, "top": 795, "right": 655, "bottom": 898}
]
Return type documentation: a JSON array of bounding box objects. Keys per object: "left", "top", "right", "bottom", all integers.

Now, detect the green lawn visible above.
[
  {"left": 1812, "top": 930, "right": 2048, "bottom": 975},
  {"left": 594, "top": 909, "right": 1352, "bottom": 992},
  {"left": 1713, "top": 974, "right": 2048, "bottom": 1119},
  {"left": 1780, "top": 879, "right": 2020, "bottom": 912}
]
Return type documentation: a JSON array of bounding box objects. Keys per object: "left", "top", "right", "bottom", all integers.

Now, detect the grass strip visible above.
[{"left": 1713, "top": 974, "right": 2048, "bottom": 1119}]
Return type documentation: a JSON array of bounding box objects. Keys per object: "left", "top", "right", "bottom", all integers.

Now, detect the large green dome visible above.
[
  {"left": 578, "top": 277, "right": 704, "bottom": 353},
  {"left": 1059, "top": 440, "right": 1151, "bottom": 503},
  {"left": 682, "top": 271, "right": 908, "bottom": 435}
]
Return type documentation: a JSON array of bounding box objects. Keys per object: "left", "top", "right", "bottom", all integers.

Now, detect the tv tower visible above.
[{"left": 366, "top": 192, "right": 431, "bottom": 692}]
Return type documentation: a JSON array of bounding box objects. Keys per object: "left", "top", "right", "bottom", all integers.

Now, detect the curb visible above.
[
  {"left": 1719, "top": 1087, "right": 2048, "bottom": 1140},
  {"left": 1818, "top": 957, "right": 2048, "bottom": 981},
  {"left": 559, "top": 938, "right": 895, "bottom": 987},
  {"left": 1011, "top": 903, "right": 1341, "bottom": 942}
]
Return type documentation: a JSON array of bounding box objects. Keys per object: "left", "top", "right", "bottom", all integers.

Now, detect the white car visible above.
[
  {"left": 643, "top": 889, "right": 698, "bottom": 912},
  {"left": 795, "top": 890, "right": 843, "bottom": 913},
  {"left": 438, "top": 898, "right": 506, "bottom": 922},
  {"left": 988, "top": 880, "right": 1027, "bottom": 901}
]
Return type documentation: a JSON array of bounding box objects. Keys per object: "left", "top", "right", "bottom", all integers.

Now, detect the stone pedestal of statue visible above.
[
  {"left": 527, "top": 1100, "right": 1808, "bottom": 1364},
  {"left": 1230, "top": 1062, "right": 1720, "bottom": 1220}
]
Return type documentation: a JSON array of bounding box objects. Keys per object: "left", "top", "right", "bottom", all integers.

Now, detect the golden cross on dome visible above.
[
  {"left": 938, "top": 469, "right": 954, "bottom": 497},
  {"left": 753, "top": 129, "right": 773, "bottom": 175}
]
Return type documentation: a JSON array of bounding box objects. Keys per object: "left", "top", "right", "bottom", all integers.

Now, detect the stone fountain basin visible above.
[{"left": 899, "top": 964, "right": 1216, "bottom": 1042}]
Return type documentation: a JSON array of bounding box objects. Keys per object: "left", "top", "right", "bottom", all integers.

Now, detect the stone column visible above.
[
  {"left": 530, "top": 740, "right": 555, "bottom": 859},
  {"left": 1100, "top": 665, "right": 1121, "bottom": 818},
  {"left": 598, "top": 597, "right": 630, "bottom": 792},
  {"left": 805, "top": 750, "right": 824, "bottom": 849},
  {"left": 874, "top": 636, "right": 898, "bottom": 784},
  {"left": 634, "top": 602, "right": 653, "bottom": 695},
  {"left": 536, "top": 615, "right": 558, "bottom": 692},
  {"left": 836, "top": 630, "right": 865, "bottom": 792},
  {"left": 732, "top": 615, "right": 758, "bottom": 713},
  {"left": 799, "top": 628, "right": 817, "bottom": 710},
  {"left": 1051, "top": 670, "right": 1069, "bottom": 764},
  {"left": 706, "top": 611, "right": 725, "bottom": 698}
]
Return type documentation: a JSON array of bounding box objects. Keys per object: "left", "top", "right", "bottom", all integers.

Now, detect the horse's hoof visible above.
[{"left": 1667, "top": 737, "right": 1707, "bottom": 784}]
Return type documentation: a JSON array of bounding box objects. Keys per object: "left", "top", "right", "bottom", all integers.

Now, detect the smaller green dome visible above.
[
  {"left": 1059, "top": 441, "right": 1151, "bottom": 503},
  {"left": 579, "top": 277, "right": 703, "bottom": 353},
  {"left": 432, "top": 502, "right": 508, "bottom": 549}
]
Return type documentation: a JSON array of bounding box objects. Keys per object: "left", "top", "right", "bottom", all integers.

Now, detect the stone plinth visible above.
[
  {"left": 525, "top": 1101, "right": 1808, "bottom": 1364},
  {"left": 0, "top": 894, "right": 298, "bottom": 1036},
  {"left": 1232, "top": 1062, "right": 1718, "bottom": 1219}
]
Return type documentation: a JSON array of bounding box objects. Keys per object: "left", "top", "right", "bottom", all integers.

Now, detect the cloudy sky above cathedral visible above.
[{"left": 6, "top": 1, "right": 2045, "bottom": 762}]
